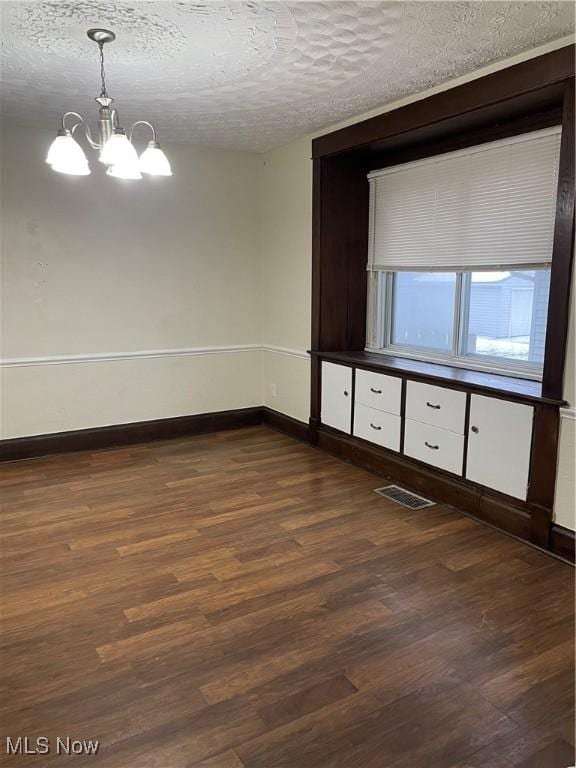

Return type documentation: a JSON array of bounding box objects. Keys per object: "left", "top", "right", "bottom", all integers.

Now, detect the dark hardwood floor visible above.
[{"left": 1, "top": 426, "right": 574, "bottom": 767}]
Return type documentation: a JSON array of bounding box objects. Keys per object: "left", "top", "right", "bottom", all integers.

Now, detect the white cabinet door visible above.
[
  {"left": 466, "top": 395, "right": 533, "bottom": 500},
  {"left": 321, "top": 362, "right": 352, "bottom": 434}
]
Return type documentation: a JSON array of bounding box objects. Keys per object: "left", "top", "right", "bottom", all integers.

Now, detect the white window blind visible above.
[{"left": 367, "top": 126, "right": 562, "bottom": 272}]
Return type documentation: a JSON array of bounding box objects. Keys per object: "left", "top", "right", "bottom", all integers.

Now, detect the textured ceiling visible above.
[{"left": 1, "top": 1, "right": 574, "bottom": 152}]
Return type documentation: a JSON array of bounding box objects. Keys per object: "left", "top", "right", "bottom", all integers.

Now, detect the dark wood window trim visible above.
[
  {"left": 543, "top": 78, "right": 576, "bottom": 400},
  {"left": 310, "top": 45, "right": 574, "bottom": 411},
  {"left": 312, "top": 45, "right": 575, "bottom": 158},
  {"left": 310, "top": 46, "right": 575, "bottom": 558}
]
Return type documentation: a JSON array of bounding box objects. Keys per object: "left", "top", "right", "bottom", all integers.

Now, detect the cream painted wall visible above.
[
  {"left": 2, "top": 354, "right": 261, "bottom": 437},
  {"left": 1, "top": 124, "right": 262, "bottom": 437},
  {"left": 555, "top": 411, "right": 576, "bottom": 531},
  {"left": 259, "top": 37, "right": 576, "bottom": 528},
  {"left": 2, "top": 39, "right": 574, "bottom": 528},
  {"left": 259, "top": 137, "right": 312, "bottom": 422},
  {"left": 555, "top": 269, "right": 576, "bottom": 531}
]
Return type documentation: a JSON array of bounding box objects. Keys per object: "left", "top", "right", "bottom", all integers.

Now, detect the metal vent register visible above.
[{"left": 374, "top": 485, "right": 436, "bottom": 510}]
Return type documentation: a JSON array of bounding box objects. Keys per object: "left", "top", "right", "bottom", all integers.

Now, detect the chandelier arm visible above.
[
  {"left": 82, "top": 123, "right": 101, "bottom": 150},
  {"left": 61, "top": 111, "right": 86, "bottom": 132},
  {"left": 62, "top": 112, "right": 101, "bottom": 150},
  {"left": 129, "top": 120, "right": 157, "bottom": 144}
]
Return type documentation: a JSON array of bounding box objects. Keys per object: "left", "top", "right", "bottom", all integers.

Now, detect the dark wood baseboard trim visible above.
[
  {"left": 3, "top": 407, "right": 572, "bottom": 564},
  {"left": 0, "top": 407, "right": 313, "bottom": 463},
  {"left": 550, "top": 524, "right": 576, "bottom": 562},
  {"left": 314, "top": 426, "right": 574, "bottom": 556},
  {"left": 0, "top": 407, "right": 263, "bottom": 462},
  {"left": 315, "top": 425, "right": 574, "bottom": 563},
  {"left": 308, "top": 416, "right": 320, "bottom": 445},
  {"left": 262, "top": 407, "right": 310, "bottom": 443}
]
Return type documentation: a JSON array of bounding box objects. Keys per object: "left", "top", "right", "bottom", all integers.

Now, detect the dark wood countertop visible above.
[{"left": 308, "top": 350, "right": 566, "bottom": 407}]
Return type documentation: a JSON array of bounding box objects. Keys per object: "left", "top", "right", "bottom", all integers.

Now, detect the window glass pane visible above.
[
  {"left": 391, "top": 272, "right": 456, "bottom": 351},
  {"left": 464, "top": 270, "right": 550, "bottom": 365}
]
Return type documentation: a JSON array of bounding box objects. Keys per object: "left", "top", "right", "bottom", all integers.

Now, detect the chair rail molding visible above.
[
  {"left": 0, "top": 345, "right": 265, "bottom": 368},
  {"left": 261, "top": 345, "right": 310, "bottom": 360},
  {"left": 1, "top": 344, "right": 310, "bottom": 368}
]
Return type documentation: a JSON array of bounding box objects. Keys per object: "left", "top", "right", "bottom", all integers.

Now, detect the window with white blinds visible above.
[{"left": 367, "top": 126, "right": 561, "bottom": 272}]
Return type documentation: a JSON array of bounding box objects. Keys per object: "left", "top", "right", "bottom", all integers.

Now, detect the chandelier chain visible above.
[{"left": 98, "top": 42, "right": 108, "bottom": 98}]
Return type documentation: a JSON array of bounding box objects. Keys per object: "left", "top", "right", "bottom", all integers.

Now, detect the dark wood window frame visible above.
[{"left": 309, "top": 46, "right": 575, "bottom": 560}]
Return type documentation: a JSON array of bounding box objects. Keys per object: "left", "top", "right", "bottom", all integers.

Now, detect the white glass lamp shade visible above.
[
  {"left": 51, "top": 161, "right": 91, "bottom": 176},
  {"left": 106, "top": 162, "right": 143, "bottom": 180},
  {"left": 46, "top": 131, "right": 90, "bottom": 175},
  {"left": 139, "top": 141, "right": 173, "bottom": 176},
  {"left": 100, "top": 130, "right": 139, "bottom": 166},
  {"left": 101, "top": 130, "right": 142, "bottom": 179}
]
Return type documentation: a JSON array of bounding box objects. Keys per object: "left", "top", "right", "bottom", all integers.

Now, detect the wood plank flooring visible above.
[{"left": 1, "top": 426, "right": 574, "bottom": 767}]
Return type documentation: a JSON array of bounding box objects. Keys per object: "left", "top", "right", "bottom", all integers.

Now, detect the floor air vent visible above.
[{"left": 374, "top": 485, "right": 436, "bottom": 510}]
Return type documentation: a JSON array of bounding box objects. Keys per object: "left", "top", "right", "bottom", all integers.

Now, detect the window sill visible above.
[
  {"left": 370, "top": 346, "right": 542, "bottom": 382},
  {"left": 309, "top": 350, "right": 565, "bottom": 406}
]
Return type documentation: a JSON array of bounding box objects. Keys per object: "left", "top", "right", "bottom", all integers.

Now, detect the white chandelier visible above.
[{"left": 46, "top": 29, "right": 172, "bottom": 180}]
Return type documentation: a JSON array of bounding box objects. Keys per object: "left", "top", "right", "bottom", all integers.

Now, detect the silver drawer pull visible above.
[
  {"left": 370, "top": 423, "right": 382, "bottom": 431},
  {"left": 426, "top": 401, "right": 441, "bottom": 410},
  {"left": 425, "top": 441, "right": 439, "bottom": 450},
  {"left": 370, "top": 387, "right": 382, "bottom": 394}
]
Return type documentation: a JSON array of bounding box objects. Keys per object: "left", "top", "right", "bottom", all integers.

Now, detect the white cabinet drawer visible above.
[
  {"left": 353, "top": 404, "right": 401, "bottom": 452},
  {"left": 321, "top": 362, "right": 352, "bottom": 434},
  {"left": 404, "top": 419, "right": 464, "bottom": 475},
  {"left": 406, "top": 381, "right": 466, "bottom": 434},
  {"left": 355, "top": 369, "right": 402, "bottom": 415}
]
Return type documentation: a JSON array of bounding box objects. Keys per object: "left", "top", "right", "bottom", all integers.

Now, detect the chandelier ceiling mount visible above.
[
  {"left": 86, "top": 28, "right": 116, "bottom": 46},
  {"left": 46, "top": 28, "right": 172, "bottom": 180}
]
